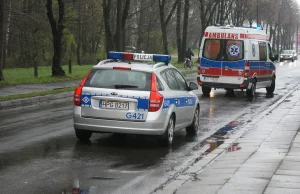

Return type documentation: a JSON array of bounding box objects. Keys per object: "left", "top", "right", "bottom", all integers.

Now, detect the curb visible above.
[
  {"left": 153, "top": 85, "right": 300, "bottom": 194},
  {"left": 0, "top": 91, "right": 73, "bottom": 110}
]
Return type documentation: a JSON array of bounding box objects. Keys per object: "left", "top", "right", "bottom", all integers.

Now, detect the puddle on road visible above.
[{"left": 200, "top": 120, "right": 244, "bottom": 156}]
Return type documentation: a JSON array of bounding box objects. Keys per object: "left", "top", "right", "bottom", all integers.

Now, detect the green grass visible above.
[
  {"left": 181, "top": 70, "right": 197, "bottom": 75},
  {"left": 0, "top": 60, "right": 197, "bottom": 87},
  {"left": 0, "top": 65, "right": 94, "bottom": 86},
  {"left": 0, "top": 87, "right": 76, "bottom": 101}
]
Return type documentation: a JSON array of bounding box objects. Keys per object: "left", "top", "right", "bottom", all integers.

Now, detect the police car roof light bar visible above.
[{"left": 108, "top": 51, "right": 171, "bottom": 63}]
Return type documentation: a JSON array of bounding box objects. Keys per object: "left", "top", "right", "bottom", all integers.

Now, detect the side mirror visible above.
[{"left": 189, "top": 82, "right": 198, "bottom": 91}]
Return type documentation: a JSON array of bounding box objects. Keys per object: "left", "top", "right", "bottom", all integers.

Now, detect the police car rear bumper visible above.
[
  {"left": 197, "top": 77, "right": 252, "bottom": 89},
  {"left": 73, "top": 108, "right": 169, "bottom": 136}
]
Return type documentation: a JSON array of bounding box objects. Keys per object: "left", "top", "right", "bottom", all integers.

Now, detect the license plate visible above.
[
  {"left": 203, "top": 76, "right": 218, "bottom": 82},
  {"left": 100, "top": 101, "right": 129, "bottom": 110}
]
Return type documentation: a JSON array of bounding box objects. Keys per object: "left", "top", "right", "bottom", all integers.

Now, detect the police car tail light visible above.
[
  {"left": 244, "top": 62, "right": 250, "bottom": 78},
  {"left": 149, "top": 73, "right": 163, "bottom": 112},
  {"left": 74, "top": 70, "right": 92, "bottom": 106}
]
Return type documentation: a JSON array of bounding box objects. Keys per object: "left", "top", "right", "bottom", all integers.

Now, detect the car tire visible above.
[
  {"left": 160, "top": 115, "right": 175, "bottom": 146},
  {"left": 266, "top": 77, "right": 275, "bottom": 94},
  {"left": 75, "top": 129, "right": 92, "bottom": 141},
  {"left": 280, "top": 59, "right": 283, "bottom": 62},
  {"left": 246, "top": 81, "right": 256, "bottom": 98},
  {"left": 186, "top": 106, "right": 200, "bottom": 135},
  {"left": 202, "top": 87, "right": 211, "bottom": 96},
  {"left": 292, "top": 59, "right": 294, "bottom": 62}
]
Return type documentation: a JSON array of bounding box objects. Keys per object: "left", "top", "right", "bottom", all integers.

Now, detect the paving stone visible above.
[
  {"left": 268, "top": 180, "right": 300, "bottom": 189},
  {"left": 278, "top": 161, "right": 300, "bottom": 171},
  {"left": 160, "top": 179, "right": 186, "bottom": 193},
  {"left": 176, "top": 184, "right": 221, "bottom": 194},
  {"left": 176, "top": 175, "right": 192, "bottom": 180},
  {"left": 202, "top": 168, "right": 238, "bottom": 174},
  {"left": 227, "top": 176, "right": 269, "bottom": 187},
  {"left": 264, "top": 187, "right": 300, "bottom": 194},
  {"left": 187, "top": 178, "right": 228, "bottom": 185},
  {"left": 271, "top": 175, "right": 300, "bottom": 183},
  {"left": 207, "top": 162, "right": 242, "bottom": 169},
  {"left": 232, "top": 171, "right": 274, "bottom": 179},
  {"left": 220, "top": 183, "right": 265, "bottom": 192},
  {"left": 218, "top": 187, "right": 263, "bottom": 194},
  {"left": 276, "top": 169, "right": 300, "bottom": 176},
  {"left": 196, "top": 173, "right": 233, "bottom": 180}
]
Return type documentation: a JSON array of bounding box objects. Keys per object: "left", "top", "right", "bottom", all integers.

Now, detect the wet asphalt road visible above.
[{"left": 1, "top": 61, "right": 300, "bottom": 194}]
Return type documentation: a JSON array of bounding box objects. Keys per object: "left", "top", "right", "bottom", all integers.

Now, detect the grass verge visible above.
[
  {"left": 0, "top": 87, "right": 76, "bottom": 101},
  {"left": 0, "top": 69, "right": 197, "bottom": 101},
  {"left": 0, "top": 65, "right": 94, "bottom": 86},
  {"left": 181, "top": 70, "right": 197, "bottom": 75}
]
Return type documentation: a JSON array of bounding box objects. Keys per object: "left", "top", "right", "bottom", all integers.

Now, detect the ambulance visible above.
[{"left": 197, "top": 25, "right": 277, "bottom": 97}]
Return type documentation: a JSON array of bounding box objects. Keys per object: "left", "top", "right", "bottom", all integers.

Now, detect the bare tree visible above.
[
  {"left": 158, "top": 0, "right": 179, "bottom": 54},
  {"left": 46, "top": 0, "right": 65, "bottom": 76},
  {"left": 0, "top": 0, "right": 5, "bottom": 81}
]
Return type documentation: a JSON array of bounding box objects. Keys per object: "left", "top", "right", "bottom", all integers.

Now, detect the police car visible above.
[
  {"left": 73, "top": 52, "right": 200, "bottom": 146},
  {"left": 198, "top": 25, "right": 276, "bottom": 97}
]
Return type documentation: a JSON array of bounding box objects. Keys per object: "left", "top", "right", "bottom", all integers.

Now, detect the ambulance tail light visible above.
[
  {"left": 74, "top": 70, "right": 92, "bottom": 106},
  {"left": 244, "top": 62, "right": 250, "bottom": 78},
  {"left": 197, "top": 66, "right": 201, "bottom": 75},
  {"left": 149, "top": 73, "right": 164, "bottom": 112}
]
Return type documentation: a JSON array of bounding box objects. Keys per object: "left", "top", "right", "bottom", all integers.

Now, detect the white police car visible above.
[{"left": 73, "top": 52, "right": 200, "bottom": 146}]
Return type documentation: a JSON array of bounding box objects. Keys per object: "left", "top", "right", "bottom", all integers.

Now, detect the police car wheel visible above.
[
  {"left": 186, "top": 106, "right": 200, "bottom": 134},
  {"left": 202, "top": 87, "right": 211, "bottom": 96},
  {"left": 246, "top": 82, "right": 256, "bottom": 98},
  {"left": 75, "top": 129, "right": 92, "bottom": 142},
  {"left": 266, "top": 78, "right": 275, "bottom": 94},
  {"left": 160, "top": 115, "right": 175, "bottom": 146}
]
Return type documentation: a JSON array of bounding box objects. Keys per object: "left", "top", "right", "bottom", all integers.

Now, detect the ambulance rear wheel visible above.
[
  {"left": 246, "top": 82, "right": 256, "bottom": 98},
  {"left": 202, "top": 87, "right": 211, "bottom": 96},
  {"left": 266, "top": 77, "right": 275, "bottom": 94}
]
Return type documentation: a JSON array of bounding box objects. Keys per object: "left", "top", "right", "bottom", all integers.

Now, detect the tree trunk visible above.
[
  {"left": 76, "top": 0, "right": 81, "bottom": 65},
  {"left": 158, "top": 0, "right": 179, "bottom": 55},
  {"left": 102, "top": 0, "right": 114, "bottom": 56},
  {"left": 121, "top": 0, "right": 130, "bottom": 51},
  {"left": 137, "top": 1, "right": 145, "bottom": 52},
  {"left": 158, "top": 0, "right": 168, "bottom": 54},
  {"left": 220, "top": 0, "right": 225, "bottom": 25},
  {"left": 46, "top": 0, "right": 65, "bottom": 76},
  {"left": 0, "top": 0, "right": 5, "bottom": 81},
  {"left": 181, "top": 0, "right": 189, "bottom": 62},
  {"left": 176, "top": 0, "right": 182, "bottom": 62},
  {"left": 116, "top": 0, "right": 123, "bottom": 51}
]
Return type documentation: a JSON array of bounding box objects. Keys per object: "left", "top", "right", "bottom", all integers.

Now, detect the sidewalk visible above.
[{"left": 155, "top": 87, "right": 300, "bottom": 194}]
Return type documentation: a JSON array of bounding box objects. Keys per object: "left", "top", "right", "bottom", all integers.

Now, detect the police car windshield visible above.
[
  {"left": 84, "top": 69, "right": 152, "bottom": 91},
  {"left": 203, "top": 39, "right": 244, "bottom": 61}
]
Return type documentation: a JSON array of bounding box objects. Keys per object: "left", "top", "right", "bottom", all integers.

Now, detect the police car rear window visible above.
[
  {"left": 203, "top": 39, "right": 244, "bottom": 61},
  {"left": 84, "top": 69, "right": 152, "bottom": 91}
]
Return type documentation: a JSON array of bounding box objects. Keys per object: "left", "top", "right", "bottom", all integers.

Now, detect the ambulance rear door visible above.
[
  {"left": 200, "top": 38, "right": 223, "bottom": 84},
  {"left": 221, "top": 39, "right": 245, "bottom": 85}
]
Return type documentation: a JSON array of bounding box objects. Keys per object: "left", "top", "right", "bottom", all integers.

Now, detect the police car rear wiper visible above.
[{"left": 114, "top": 85, "right": 138, "bottom": 89}]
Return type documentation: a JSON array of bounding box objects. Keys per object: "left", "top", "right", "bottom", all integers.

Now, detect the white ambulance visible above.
[{"left": 197, "top": 25, "right": 277, "bottom": 97}]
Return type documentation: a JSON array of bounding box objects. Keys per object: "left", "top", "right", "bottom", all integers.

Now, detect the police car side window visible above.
[
  {"left": 259, "top": 42, "right": 267, "bottom": 61},
  {"left": 156, "top": 76, "right": 164, "bottom": 91},
  {"left": 160, "top": 70, "right": 180, "bottom": 90},
  {"left": 171, "top": 69, "right": 188, "bottom": 91}
]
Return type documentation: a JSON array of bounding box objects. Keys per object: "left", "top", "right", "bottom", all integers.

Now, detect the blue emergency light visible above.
[{"left": 108, "top": 51, "right": 171, "bottom": 63}]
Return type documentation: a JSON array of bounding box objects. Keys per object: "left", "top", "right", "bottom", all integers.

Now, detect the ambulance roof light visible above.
[{"left": 107, "top": 51, "right": 171, "bottom": 63}]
